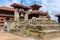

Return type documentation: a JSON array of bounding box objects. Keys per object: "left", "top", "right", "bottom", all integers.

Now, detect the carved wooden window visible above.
[{"left": 1, "top": 19, "right": 4, "bottom": 21}]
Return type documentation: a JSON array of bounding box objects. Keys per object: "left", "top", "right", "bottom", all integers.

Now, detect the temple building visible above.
[
  {"left": 0, "top": 3, "right": 60, "bottom": 40},
  {"left": 0, "top": 3, "right": 60, "bottom": 31},
  {"left": 55, "top": 14, "right": 60, "bottom": 23}
]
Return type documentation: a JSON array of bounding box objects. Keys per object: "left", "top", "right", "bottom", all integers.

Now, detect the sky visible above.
[{"left": 0, "top": 0, "right": 60, "bottom": 21}]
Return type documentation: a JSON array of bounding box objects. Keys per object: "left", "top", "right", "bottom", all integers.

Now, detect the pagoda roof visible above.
[
  {"left": 29, "top": 4, "right": 42, "bottom": 10},
  {"left": 30, "top": 3, "right": 42, "bottom": 7},
  {"left": 55, "top": 14, "right": 60, "bottom": 17},
  {"left": 0, "top": 7, "right": 47, "bottom": 16},
  {"left": 11, "top": 3, "right": 31, "bottom": 10},
  {"left": 0, "top": 7, "right": 14, "bottom": 12},
  {"left": 29, "top": 10, "right": 47, "bottom": 16},
  {"left": 0, "top": 7, "right": 25, "bottom": 12}
]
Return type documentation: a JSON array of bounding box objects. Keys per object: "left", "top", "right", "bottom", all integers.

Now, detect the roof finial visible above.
[
  {"left": 35, "top": 0, "right": 37, "bottom": 4},
  {"left": 21, "top": 0, "right": 23, "bottom": 5}
]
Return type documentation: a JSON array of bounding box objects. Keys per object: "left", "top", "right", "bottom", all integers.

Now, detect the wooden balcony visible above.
[{"left": 0, "top": 14, "right": 14, "bottom": 17}]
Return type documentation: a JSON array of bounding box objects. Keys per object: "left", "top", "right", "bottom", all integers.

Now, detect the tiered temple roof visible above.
[
  {"left": 55, "top": 14, "right": 60, "bottom": 17},
  {"left": 29, "top": 10, "right": 47, "bottom": 16},
  {"left": 0, "top": 7, "right": 14, "bottom": 12},
  {"left": 11, "top": 3, "right": 31, "bottom": 11},
  {"left": 30, "top": 3, "right": 42, "bottom": 10},
  {"left": 0, "top": 7, "right": 25, "bottom": 13},
  {"left": 0, "top": 3, "right": 47, "bottom": 16}
]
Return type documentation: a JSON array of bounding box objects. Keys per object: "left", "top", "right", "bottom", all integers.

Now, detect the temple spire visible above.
[
  {"left": 20, "top": 0, "right": 23, "bottom": 5},
  {"left": 35, "top": 0, "right": 37, "bottom": 4}
]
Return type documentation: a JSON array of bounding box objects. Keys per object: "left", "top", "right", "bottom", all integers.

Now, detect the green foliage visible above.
[
  {"left": 39, "top": 31, "right": 45, "bottom": 36},
  {"left": 23, "top": 29, "right": 34, "bottom": 36},
  {"left": 23, "top": 29, "right": 46, "bottom": 36},
  {"left": 10, "top": 30, "right": 16, "bottom": 33}
]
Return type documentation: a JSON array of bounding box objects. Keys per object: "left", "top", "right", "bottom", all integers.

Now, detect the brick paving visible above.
[
  {"left": 0, "top": 31, "right": 60, "bottom": 40},
  {"left": 0, "top": 31, "right": 35, "bottom": 40}
]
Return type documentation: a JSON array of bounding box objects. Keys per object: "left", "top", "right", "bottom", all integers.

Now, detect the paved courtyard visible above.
[
  {"left": 0, "top": 31, "right": 60, "bottom": 40},
  {"left": 0, "top": 31, "right": 35, "bottom": 40}
]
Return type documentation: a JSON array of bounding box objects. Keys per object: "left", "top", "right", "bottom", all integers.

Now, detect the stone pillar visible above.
[
  {"left": 14, "top": 8, "right": 19, "bottom": 21},
  {"left": 14, "top": 8, "right": 20, "bottom": 30},
  {"left": 24, "top": 11, "right": 29, "bottom": 21},
  {"left": 22, "top": 11, "right": 29, "bottom": 30}
]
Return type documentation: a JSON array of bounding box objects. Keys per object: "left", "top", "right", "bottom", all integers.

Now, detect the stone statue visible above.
[{"left": 4, "top": 21, "right": 8, "bottom": 32}]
